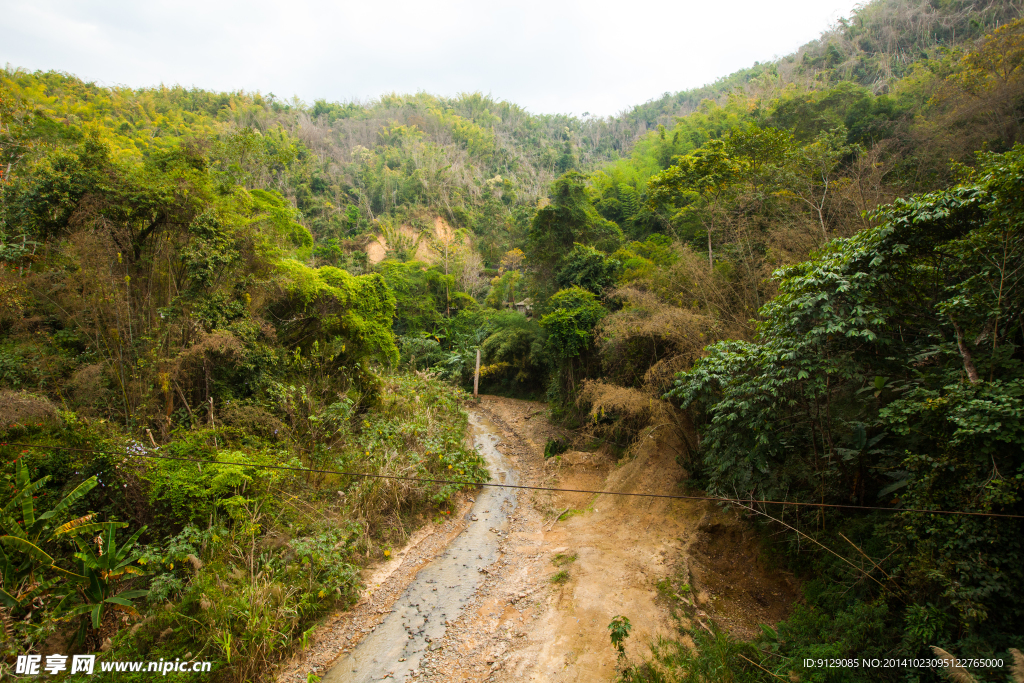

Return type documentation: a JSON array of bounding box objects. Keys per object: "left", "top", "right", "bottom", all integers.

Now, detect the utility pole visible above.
[{"left": 474, "top": 349, "right": 481, "bottom": 399}]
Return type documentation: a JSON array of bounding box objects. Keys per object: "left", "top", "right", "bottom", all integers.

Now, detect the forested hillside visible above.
[{"left": 1, "top": 0, "right": 1023, "bottom": 680}]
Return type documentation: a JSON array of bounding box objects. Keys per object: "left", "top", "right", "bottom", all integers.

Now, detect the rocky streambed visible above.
[{"left": 322, "top": 410, "right": 518, "bottom": 683}]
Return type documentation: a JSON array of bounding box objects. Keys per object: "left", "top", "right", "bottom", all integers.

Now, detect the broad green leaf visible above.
[
  {"left": 0, "top": 536, "right": 53, "bottom": 565},
  {"left": 104, "top": 595, "right": 137, "bottom": 607},
  {"left": 52, "top": 514, "right": 97, "bottom": 537},
  {"left": 0, "top": 587, "right": 19, "bottom": 608},
  {"left": 50, "top": 477, "right": 99, "bottom": 520}
]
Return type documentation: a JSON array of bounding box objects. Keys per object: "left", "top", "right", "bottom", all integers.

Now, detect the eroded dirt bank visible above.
[{"left": 279, "top": 396, "right": 798, "bottom": 683}]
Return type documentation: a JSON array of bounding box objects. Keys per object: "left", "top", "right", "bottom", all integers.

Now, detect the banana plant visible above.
[
  {"left": 0, "top": 459, "right": 109, "bottom": 609},
  {"left": 55, "top": 522, "right": 149, "bottom": 638}
]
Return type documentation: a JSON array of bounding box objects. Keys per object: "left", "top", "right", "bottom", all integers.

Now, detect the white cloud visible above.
[{"left": 0, "top": 0, "right": 859, "bottom": 115}]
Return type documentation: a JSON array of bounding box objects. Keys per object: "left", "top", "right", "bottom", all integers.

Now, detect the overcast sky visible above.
[{"left": 1, "top": 0, "right": 860, "bottom": 117}]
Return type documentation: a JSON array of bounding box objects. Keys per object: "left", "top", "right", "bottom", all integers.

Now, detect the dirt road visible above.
[{"left": 278, "top": 396, "right": 797, "bottom": 683}]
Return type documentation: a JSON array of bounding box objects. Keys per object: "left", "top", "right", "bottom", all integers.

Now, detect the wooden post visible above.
[{"left": 474, "top": 348, "right": 481, "bottom": 398}]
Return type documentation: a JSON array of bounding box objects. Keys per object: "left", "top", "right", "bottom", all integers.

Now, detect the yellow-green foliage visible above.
[
  {"left": 0, "top": 68, "right": 291, "bottom": 162},
  {"left": 247, "top": 189, "right": 313, "bottom": 249},
  {"left": 275, "top": 259, "right": 399, "bottom": 366}
]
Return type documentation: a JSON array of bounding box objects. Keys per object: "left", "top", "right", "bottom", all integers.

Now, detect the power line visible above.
[{"left": 3, "top": 442, "right": 1022, "bottom": 520}]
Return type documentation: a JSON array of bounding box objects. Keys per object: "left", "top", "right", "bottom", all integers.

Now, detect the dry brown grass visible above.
[
  {"left": 173, "top": 330, "right": 244, "bottom": 367},
  {"left": 219, "top": 403, "right": 290, "bottom": 442},
  {"left": 347, "top": 448, "right": 420, "bottom": 545},
  {"left": 1010, "top": 648, "right": 1024, "bottom": 683},
  {"left": 577, "top": 379, "right": 695, "bottom": 460},
  {"left": 641, "top": 244, "right": 768, "bottom": 340},
  {"left": 0, "top": 389, "right": 62, "bottom": 426},
  {"left": 582, "top": 285, "right": 717, "bottom": 460},
  {"left": 931, "top": 646, "right": 977, "bottom": 683},
  {"left": 64, "top": 363, "right": 112, "bottom": 416},
  {"left": 598, "top": 287, "right": 718, "bottom": 392},
  {"left": 0, "top": 264, "right": 27, "bottom": 327},
  {"left": 579, "top": 380, "right": 658, "bottom": 422}
]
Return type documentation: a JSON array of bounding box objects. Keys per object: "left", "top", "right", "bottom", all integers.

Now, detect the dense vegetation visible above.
[
  {"left": 1, "top": 0, "right": 1023, "bottom": 680},
  {"left": 652, "top": 150, "right": 1024, "bottom": 682}
]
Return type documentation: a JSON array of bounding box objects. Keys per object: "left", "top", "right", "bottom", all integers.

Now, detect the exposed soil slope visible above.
[{"left": 278, "top": 396, "right": 798, "bottom": 683}]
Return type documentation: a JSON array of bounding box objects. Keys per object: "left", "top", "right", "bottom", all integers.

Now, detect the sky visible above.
[{"left": 0, "top": 0, "right": 861, "bottom": 117}]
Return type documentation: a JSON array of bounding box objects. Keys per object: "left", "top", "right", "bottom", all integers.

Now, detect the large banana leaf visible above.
[
  {"left": 48, "top": 565, "right": 87, "bottom": 581},
  {"left": 51, "top": 514, "right": 97, "bottom": 537},
  {"left": 70, "top": 522, "right": 126, "bottom": 566},
  {"left": 0, "top": 575, "right": 63, "bottom": 609},
  {"left": 64, "top": 603, "right": 106, "bottom": 629},
  {"left": 54, "top": 578, "right": 149, "bottom": 630},
  {"left": 0, "top": 536, "right": 54, "bottom": 565},
  {"left": 0, "top": 513, "right": 28, "bottom": 539},
  {"left": 46, "top": 476, "right": 99, "bottom": 521},
  {"left": 28, "top": 477, "right": 98, "bottom": 539},
  {"left": 0, "top": 587, "right": 17, "bottom": 608},
  {"left": 56, "top": 520, "right": 122, "bottom": 539},
  {"left": 114, "top": 564, "right": 145, "bottom": 577},
  {"left": 0, "top": 542, "right": 15, "bottom": 585},
  {"left": 14, "top": 461, "right": 43, "bottom": 528},
  {"left": 1, "top": 477, "right": 48, "bottom": 514},
  {"left": 1, "top": 478, "right": 48, "bottom": 523},
  {"left": 104, "top": 595, "right": 137, "bottom": 607},
  {"left": 56, "top": 602, "right": 96, "bottom": 619},
  {"left": 115, "top": 526, "right": 147, "bottom": 560},
  {"left": 1, "top": 459, "right": 148, "bottom": 631},
  {"left": 1, "top": 462, "right": 99, "bottom": 549}
]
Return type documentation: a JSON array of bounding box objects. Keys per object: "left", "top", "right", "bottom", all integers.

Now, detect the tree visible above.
[
  {"left": 556, "top": 244, "right": 621, "bottom": 294},
  {"left": 939, "top": 17, "right": 1024, "bottom": 149},
  {"left": 479, "top": 311, "right": 545, "bottom": 389},
  {"left": 780, "top": 127, "right": 855, "bottom": 241},
  {"left": 725, "top": 125, "right": 793, "bottom": 201},
  {"left": 542, "top": 287, "right": 607, "bottom": 403},
  {"left": 668, "top": 145, "right": 1024, "bottom": 643},
  {"left": 647, "top": 139, "right": 746, "bottom": 266},
  {"left": 274, "top": 260, "right": 399, "bottom": 369},
  {"left": 542, "top": 287, "right": 606, "bottom": 361},
  {"left": 528, "top": 172, "right": 622, "bottom": 279},
  {"left": 485, "top": 269, "right": 523, "bottom": 309},
  {"left": 428, "top": 222, "right": 467, "bottom": 317}
]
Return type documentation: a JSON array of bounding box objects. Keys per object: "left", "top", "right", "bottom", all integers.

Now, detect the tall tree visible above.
[
  {"left": 528, "top": 171, "right": 622, "bottom": 280},
  {"left": 647, "top": 139, "right": 746, "bottom": 266}
]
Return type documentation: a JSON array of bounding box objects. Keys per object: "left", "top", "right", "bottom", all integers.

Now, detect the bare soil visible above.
[{"left": 278, "top": 395, "right": 799, "bottom": 683}]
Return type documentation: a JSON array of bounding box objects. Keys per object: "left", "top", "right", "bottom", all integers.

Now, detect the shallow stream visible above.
[{"left": 322, "top": 410, "right": 517, "bottom": 683}]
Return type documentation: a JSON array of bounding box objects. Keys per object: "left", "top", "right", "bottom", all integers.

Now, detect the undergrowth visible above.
[{"left": 0, "top": 372, "right": 485, "bottom": 682}]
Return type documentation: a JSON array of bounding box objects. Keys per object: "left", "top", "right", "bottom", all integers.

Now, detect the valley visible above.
[
  {"left": 279, "top": 397, "right": 798, "bottom": 683},
  {"left": 1, "top": 1, "right": 1022, "bottom": 681}
]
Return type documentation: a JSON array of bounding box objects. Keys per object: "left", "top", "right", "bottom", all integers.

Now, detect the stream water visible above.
[{"left": 322, "top": 410, "right": 517, "bottom": 683}]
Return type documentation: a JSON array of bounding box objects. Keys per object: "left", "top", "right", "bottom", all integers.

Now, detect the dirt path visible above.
[{"left": 279, "top": 396, "right": 798, "bottom": 683}]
